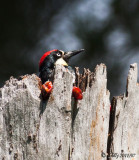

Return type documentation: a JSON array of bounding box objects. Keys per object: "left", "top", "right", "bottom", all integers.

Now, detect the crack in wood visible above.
[
  {"left": 107, "top": 97, "right": 117, "bottom": 159},
  {"left": 56, "top": 140, "right": 62, "bottom": 157}
]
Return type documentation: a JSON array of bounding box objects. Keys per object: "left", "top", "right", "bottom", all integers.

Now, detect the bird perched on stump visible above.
[{"left": 39, "top": 49, "right": 84, "bottom": 100}]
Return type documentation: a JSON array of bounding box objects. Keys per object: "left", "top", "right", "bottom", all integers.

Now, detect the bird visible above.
[{"left": 39, "top": 49, "right": 84, "bottom": 100}]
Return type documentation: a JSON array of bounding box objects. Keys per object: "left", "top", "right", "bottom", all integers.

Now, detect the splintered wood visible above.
[
  {"left": 0, "top": 63, "right": 138, "bottom": 160},
  {"left": 107, "top": 63, "right": 139, "bottom": 160}
]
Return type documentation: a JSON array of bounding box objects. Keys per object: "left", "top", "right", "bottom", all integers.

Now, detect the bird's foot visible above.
[
  {"left": 41, "top": 81, "right": 53, "bottom": 99},
  {"left": 72, "top": 86, "right": 83, "bottom": 100}
]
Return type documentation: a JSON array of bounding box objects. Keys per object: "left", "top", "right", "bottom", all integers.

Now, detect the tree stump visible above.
[
  {"left": 107, "top": 63, "right": 139, "bottom": 160},
  {"left": 0, "top": 63, "right": 138, "bottom": 160}
]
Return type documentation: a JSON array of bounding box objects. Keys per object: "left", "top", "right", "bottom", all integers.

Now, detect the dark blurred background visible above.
[{"left": 1, "top": 0, "right": 139, "bottom": 98}]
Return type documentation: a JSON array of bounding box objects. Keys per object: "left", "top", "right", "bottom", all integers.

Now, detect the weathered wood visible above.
[
  {"left": 0, "top": 74, "right": 41, "bottom": 160},
  {"left": 3, "top": 62, "right": 137, "bottom": 160},
  {"left": 108, "top": 63, "right": 139, "bottom": 160},
  {"left": 71, "top": 64, "right": 110, "bottom": 160},
  {"left": 0, "top": 64, "right": 110, "bottom": 160},
  {"left": 0, "top": 65, "right": 74, "bottom": 160}
]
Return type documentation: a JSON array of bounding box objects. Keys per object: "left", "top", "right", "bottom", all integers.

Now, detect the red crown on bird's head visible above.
[{"left": 39, "top": 49, "right": 58, "bottom": 68}]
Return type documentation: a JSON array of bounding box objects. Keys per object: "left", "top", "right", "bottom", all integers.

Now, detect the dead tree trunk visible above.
[
  {"left": 0, "top": 64, "right": 138, "bottom": 160},
  {"left": 107, "top": 63, "right": 139, "bottom": 160}
]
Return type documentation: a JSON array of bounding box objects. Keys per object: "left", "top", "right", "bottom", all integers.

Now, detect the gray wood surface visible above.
[
  {"left": 70, "top": 64, "right": 110, "bottom": 160},
  {"left": 1, "top": 63, "right": 138, "bottom": 160},
  {"left": 108, "top": 63, "right": 139, "bottom": 160}
]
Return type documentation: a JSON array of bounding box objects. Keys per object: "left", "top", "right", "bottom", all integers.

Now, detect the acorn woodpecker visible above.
[{"left": 39, "top": 49, "right": 84, "bottom": 100}]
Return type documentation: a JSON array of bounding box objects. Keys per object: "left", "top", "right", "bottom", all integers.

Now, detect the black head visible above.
[
  {"left": 39, "top": 49, "right": 85, "bottom": 83},
  {"left": 39, "top": 49, "right": 85, "bottom": 71}
]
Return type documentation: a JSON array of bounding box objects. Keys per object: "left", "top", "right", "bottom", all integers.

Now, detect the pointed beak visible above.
[{"left": 63, "top": 49, "right": 85, "bottom": 61}]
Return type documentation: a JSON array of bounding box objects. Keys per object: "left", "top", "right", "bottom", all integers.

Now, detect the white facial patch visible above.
[{"left": 55, "top": 58, "right": 68, "bottom": 66}]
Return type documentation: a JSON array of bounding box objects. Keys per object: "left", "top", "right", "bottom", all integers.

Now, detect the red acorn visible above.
[
  {"left": 72, "top": 86, "right": 83, "bottom": 100},
  {"left": 41, "top": 81, "right": 53, "bottom": 99}
]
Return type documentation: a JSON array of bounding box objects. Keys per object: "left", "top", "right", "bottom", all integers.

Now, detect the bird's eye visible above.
[{"left": 56, "top": 52, "right": 61, "bottom": 57}]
